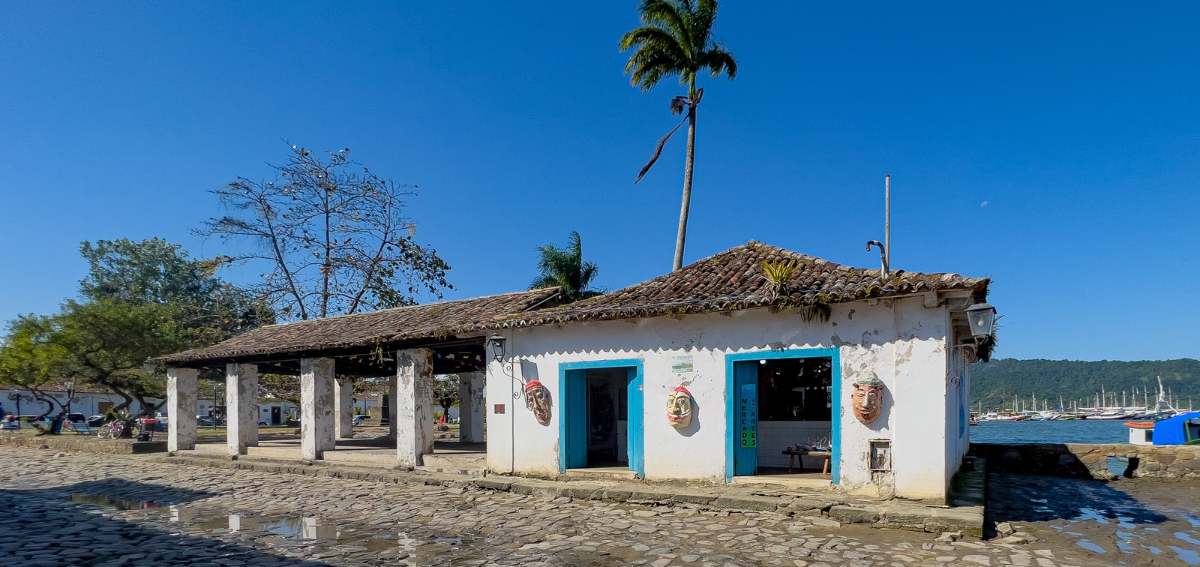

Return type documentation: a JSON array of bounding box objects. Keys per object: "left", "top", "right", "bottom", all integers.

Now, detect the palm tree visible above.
[
  {"left": 530, "top": 231, "right": 599, "bottom": 302},
  {"left": 620, "top": 0, "right": 737, "bottom": 271}
]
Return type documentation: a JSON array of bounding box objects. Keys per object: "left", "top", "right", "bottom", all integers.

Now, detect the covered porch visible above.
[{"left": 155, "top": 288, "right": 561, "bottom": 471}]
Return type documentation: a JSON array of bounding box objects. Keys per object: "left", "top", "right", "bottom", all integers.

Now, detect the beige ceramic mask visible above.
[
  {"left": 851, "top": 374, "right": 885, "bottom": 425},
  {"left": 666, "top": 385, "right": 693, "bottom": 428}
]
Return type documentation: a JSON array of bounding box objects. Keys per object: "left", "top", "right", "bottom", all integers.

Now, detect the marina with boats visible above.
[
  {"left": 971, "top": 377, "right": 1199, "bottom": 446},
  {"left": 971, "top": 377, "right": 1193, "bottom": 423}
]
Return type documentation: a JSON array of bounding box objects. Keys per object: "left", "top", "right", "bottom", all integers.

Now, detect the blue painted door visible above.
[
  {"left": 733, "top": 361, "right": 758, "bottom": 476},
  {"left": 565, "top": 369, "right": 588, "bottom": 469},
  {"left": 626, "top": 366, "right": 644, "bottom": 477}
]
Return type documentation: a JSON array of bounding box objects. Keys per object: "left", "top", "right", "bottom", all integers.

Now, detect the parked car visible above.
[{"left": 352, "top": 414, "right": 368, "bottom": 426}]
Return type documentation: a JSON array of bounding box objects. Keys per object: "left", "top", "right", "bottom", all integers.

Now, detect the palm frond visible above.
[
  {"left": 639, "top": 0, "right": 692, "bottom": 54},
  {"left": 619, "top": 27, "right": 687, "bottom": 61},
  {"left": 624, "top": 41, "right": 688, "bottom": 91},
  {"left": 690, "top": 0, "right": 719, "bottom": 53},
  {"left": 669, "top": 96, "right": 687, "bottom": 115},
  {"left": 699, "top": 45, "right": 737, "bottom": 78},
  {"left": 635, "top": 117, "right": 687, "bottom": 182}
]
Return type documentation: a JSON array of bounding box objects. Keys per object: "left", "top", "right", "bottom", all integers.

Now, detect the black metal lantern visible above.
[
  {"left": 487, "top": 335, "right": 507, "bottom": 362},
  {"left": 965, "top": 302, "right": 997, "bottom": 339}
]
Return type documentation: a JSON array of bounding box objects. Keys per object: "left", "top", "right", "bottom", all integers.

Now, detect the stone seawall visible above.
[
  {"left": 971, "top": 442, "right": 1200, "bottom": 479},
  {"left": 0, "top": 433, "right": 165, "bottom": 454}
]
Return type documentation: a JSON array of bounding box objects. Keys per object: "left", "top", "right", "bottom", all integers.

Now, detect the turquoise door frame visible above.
[
  {"left": 732, "top": 363, "right": 759, "bottom": 475},
  {"left": 724, "top": 348, "right": 841, "bottom": 484},
  {"left": 558, "top": 359, "right": 645, "bottom": 478}
]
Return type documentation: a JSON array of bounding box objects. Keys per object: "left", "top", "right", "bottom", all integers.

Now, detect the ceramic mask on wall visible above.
[
  {"left": 851, "top": 373, "right": 885, "bottom": 425},
  {"left": 666, "top": 385, "right": 693, "bottom": 428},
  {"left": 524, "top": 379, "right": 552, "bottom": 426}
]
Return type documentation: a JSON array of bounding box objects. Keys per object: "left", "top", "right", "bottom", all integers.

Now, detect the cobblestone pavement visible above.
[
  {"left": 987, "top": 473, "right": 1200, "bottom": 566},
  {"left": 0, "top": 447, "right": 1126, "bottom": 566}
]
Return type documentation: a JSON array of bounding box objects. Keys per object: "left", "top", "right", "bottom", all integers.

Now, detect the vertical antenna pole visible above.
[{"left": 885, "top": 174, "right": 892, "bottom": 271}]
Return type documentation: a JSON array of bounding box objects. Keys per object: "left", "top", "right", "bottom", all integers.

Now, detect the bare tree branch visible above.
[{"left": 197, "top": 144, "right": 451, "bottom": 320}]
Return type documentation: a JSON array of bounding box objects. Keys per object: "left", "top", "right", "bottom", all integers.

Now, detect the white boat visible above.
[{"left": 1090, "top": 409, "right": 1133, "bottom": 420}]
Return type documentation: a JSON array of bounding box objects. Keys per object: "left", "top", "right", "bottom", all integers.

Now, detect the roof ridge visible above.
[{"left": 255, "top": 287, "right": 561, "bottom": 328}]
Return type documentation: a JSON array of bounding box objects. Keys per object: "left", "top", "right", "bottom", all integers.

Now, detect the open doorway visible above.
[
  {"left": 732, "top": 352, "right": 835, "bottom": 481},
  {"left": 560, "top": 361, "right": 644, "bottom": 477}
]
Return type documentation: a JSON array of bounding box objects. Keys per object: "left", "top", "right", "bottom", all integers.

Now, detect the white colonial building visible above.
[{"left": 158, "top": 242, "right": 991, "bottom": 503}]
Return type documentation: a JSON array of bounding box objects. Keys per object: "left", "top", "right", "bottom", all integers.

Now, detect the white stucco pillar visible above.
[
  {"left": 334, "top": 377, "right": 355, "bottom": 439},
  {"left": 300, "top": 357, "right": 336, "bottom": 460},
  {"left": 395, "top": 348, "right": 434, "bottom": 467},
  {"left": 388, "top": 381, "right": 398, "bottom": 438},
  {"left": 166, "top": 367, "right": 198, "bottom": 453},
  {"left": 225, "top": 363, "right": 259, "bottom": 457},
  {"left": 458, "top": 371, "right": 486, "bottom": 443}
]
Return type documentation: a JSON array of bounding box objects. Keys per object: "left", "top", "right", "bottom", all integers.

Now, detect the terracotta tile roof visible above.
[
  {"left": 156, "top": 287, "right": 562, "bottom": 365},
  {"left": 157, "top": 241, "right": 987, "bottom": 366},
  {"left": 487, "top": 241, "right": 988, "bottom": 329}
]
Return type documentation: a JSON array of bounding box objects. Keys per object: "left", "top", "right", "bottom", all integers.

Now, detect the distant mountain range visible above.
[{"left": 969, "top": 358, "right": 1200, "bottom": 411}]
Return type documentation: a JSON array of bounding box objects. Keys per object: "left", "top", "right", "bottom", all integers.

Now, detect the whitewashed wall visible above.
[
  {"left": 946, "top": 345, "right": 972, "bottom": 479},
  {"left": 485, "top": 296, "right": 956, "bottom": 500},
  {"left": 0, "top": 389, "right": 159, "bottom": 417}
]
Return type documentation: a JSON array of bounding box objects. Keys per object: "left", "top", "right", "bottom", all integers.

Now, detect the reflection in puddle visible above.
[
  {"left": 1178, "top": 532, "right": 1200, "bottom": 546},
  {"left": 1004, "top": 479, "right": 1200, "bottom": 564},
  {"left": 1170, "top": 545, "right": 1200, "bottom": 566},
  {"left": 67, "top": 493, "right": 473, "bottom": 562},
  {"left": 69, "top": 493, "right": 160, "bottom": 511},
  {"left": 1072, "top": 508, "right": 1109, "bottom": 524}
]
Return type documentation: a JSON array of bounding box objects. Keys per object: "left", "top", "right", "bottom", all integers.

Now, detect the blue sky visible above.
[{"left": 1, "top": 2, "right": 1196, "bottom": 361}]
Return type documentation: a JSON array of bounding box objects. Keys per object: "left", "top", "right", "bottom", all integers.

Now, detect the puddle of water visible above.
[
  {"left": 68, "top": 493, "right": 160, "bottom": 511},
  {"left": 1176, "top": 532, "right": 1200, "bottom": 546},
  {"left": 1076, "top": 539, "right": 1107, "bottom": 554},
  {"left": 1073, "top": 508, "right": 1110, "bottom": 524},
  {"left": 66, "top": 491, "right": 475, "bottom": 560},
  {"left": 1106, "top": 456, "right": 1131, "bottom": 477},
  {"left": 1169, "top": 545, "right": 1200, "bottom": 566}
]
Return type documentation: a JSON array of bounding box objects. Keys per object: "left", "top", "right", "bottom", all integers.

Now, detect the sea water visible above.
[{"left": 970, "top": 419, "right": 1131, "bottom": 444}]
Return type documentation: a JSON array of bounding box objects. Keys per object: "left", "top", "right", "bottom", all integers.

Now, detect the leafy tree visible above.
[
  {"left": 433, "top": 374, "right": 459, "bottom": 421},
  {"left": 50, "top": 300, "right": 188, "bottom": 413},
  {"left": 80, "top": 238, "right": 273, "bottom": 345},
  {"left": 199, "top": 144, "right": 451, "bottom": 320},
  {"left": 529, "top": 231, "right": 599, "bottom": 302},
  {"left": 259, "top": 373, "right": 301, "bottom": 406},
  {"left": 0, "top": 315, "right": 75, "bottom": 423},
  {"left": 620, "top": 0, "right": 737, "bottom": 271}
]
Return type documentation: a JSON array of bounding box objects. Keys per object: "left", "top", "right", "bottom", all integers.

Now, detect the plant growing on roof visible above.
[
  {"left": 760, "top": 259, "right": 831, "bottom": 323},
  {"left": 199, "top": 144, "right": 451, "bottom": 320},
  {"left": 620, "top": 0, "right": 737, "bottom": 271},
  {"left": 529, "top": 231, "right": 600, "bottom": 302},
  {"left": 760, "top": 259, "right": 798, "bottom": 300}
]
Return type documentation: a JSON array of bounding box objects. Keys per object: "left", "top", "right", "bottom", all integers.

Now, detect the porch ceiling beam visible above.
[{"left": 169, "top": 336, "right": 488, "bottom": 372}]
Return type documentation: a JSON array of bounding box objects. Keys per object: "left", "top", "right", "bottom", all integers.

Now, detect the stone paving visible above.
[{"left": 0, "top": 446, "right": 1153, "bottom": 566}]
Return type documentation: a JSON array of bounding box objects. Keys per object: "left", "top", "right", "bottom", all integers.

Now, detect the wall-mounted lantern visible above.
[
  {"left": 486, "top": 335, "right": 507, "bottom": 362},
  {"left": 965, "top": 302, "right": 997, "bottom": 338}
]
